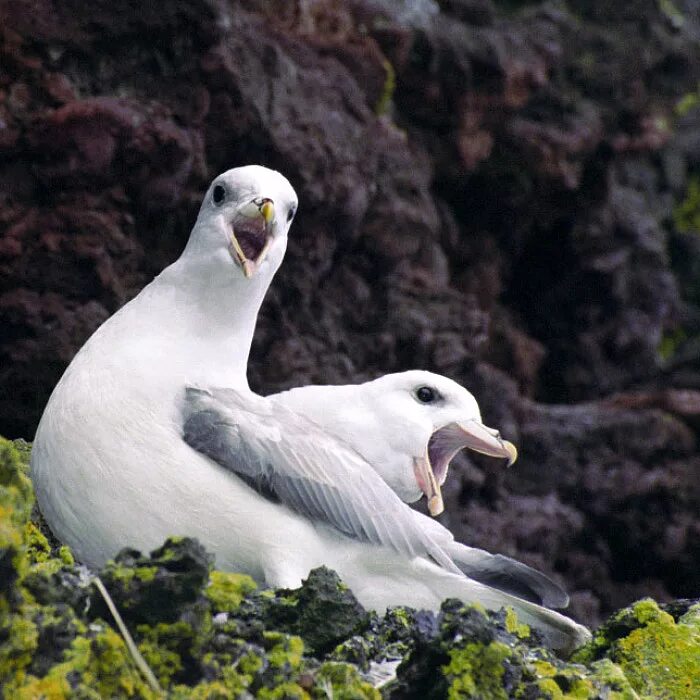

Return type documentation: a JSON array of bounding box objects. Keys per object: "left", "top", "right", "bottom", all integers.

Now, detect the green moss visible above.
[
  {"left": 108, "top": 563, "right": 158, "bottom": 587},
  {"left": 675, "top": 91, "right": 700, "bottom": 117},
  {"left": 0, "top": 438, "right": 34, "bottom": 579},
  {"left": 658, "top": 0, "right": 685, "bottom": 28},
  {"left": 171, "top": 680, "right": 232, "bottom": 699},
  {"left": 611, "top": 601, "right": 700, "bottom": 698},
  {"left": 264, "top": 632, "right": 305, "bottom": 670},
  {"left": 674, "top": 176, "right": 700, "bottom": 234},
  {"left": 235, "top": 648, "right": 263, "bottom": 676},
  {"left": 573, "top": 600, "right": 700, "bottom": 699},
  {"left": 314, "top": 662, "right": 381, "bottom": 699},
  {"left": 442, "top": 641, "right": 512, "bottom": 699},
  {"left": 205, "top": 570, "right": 257, "bottom": 613},
  {"left": 534, "top": 670, "right": 593, "bottom": 699},
  {"left": 0, "top": 613, "right": 39, "bottom": 683},
  {"left": 587, "top": 659, "right": 639, "bottom": 699},
  {"left": 220, "top": 652, "right": 261, "bottom": 695},
  {"left": 504, "top": 607, "right": 531, "bottom": 639},
  {"left": 6, "top": 626, "right": 158, "bottom": 699},
  {"left": 3, "top": 437, "right": 698, "bottom": 699},
  {"left": 135, "top": 622, "right": 190, "bottom": 687},
  {"left": 658, "top": 328, "right": 686, "bottom": 361},
  {"left": 374, "top": 58, "right": 396, "bottom": 116},
  {"left": 257, "top": 681, "right": 310, "bottom": 699},
  {"left": 23, "top": 521, "right": 51, "bottom": 563},
  {"left": 58, "top": 546, "right": 74, "bottom": 566}
]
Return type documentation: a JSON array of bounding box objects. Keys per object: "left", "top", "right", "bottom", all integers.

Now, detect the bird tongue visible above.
[
  {"left": 427, "top": 424, "right": 473, "bottom": 486},
  {"left": 229, "top": 199, "right": 275, "bottom": 278}
]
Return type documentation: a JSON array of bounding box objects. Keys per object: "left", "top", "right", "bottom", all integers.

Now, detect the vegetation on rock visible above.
[{"left": 1, "top": 437, "right": 698, "bottom": 698}]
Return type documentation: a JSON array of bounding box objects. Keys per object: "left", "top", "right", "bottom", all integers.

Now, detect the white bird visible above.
[
  {"left": 31, "top": 165, "right": 588, "bottom": 652},
  {"left": 181, "top": 385, "right": 590, "bottom": 653},
  {"left": 273, "top": 370, "right": 517, "bottom": 517},
  {"left": 272, "top": 370, "right": 569, "bottom": 608},
  {"left": 31, "top": 165, "right": 299, "bottom": 569}
]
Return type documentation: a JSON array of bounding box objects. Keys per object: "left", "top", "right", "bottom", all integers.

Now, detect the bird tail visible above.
[{"left": 419, "top": 562, "right": 591, "bottom": 654}]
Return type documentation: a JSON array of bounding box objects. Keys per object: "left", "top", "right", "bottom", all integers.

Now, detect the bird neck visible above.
[{"left": 136, "top": 256, "right": 274, "bottom": 388}]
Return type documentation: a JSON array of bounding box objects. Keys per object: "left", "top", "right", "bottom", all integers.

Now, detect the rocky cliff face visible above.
[{"left": 2, "top": 0, "right": 700, "bottom": 626}]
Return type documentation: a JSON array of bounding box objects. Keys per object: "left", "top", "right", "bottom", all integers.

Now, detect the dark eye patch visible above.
[
  {"left": 287, "top": 205, "right": 297, "bottom": 223},
  {"left": 212, "top": 184, "right": 226, "bottom": 205},
  {"left": 415, "top": 386, "right": 439, "bottom": 404}
]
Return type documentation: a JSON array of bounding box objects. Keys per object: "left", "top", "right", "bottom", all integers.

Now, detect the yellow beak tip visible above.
[{"left": 261, "top": 201, "right": 274, "bottom": 224}]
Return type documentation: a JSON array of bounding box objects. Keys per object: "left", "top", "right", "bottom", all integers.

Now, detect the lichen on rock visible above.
[{"left": 2, "top": 437, "right": 699, "bottom": 699}]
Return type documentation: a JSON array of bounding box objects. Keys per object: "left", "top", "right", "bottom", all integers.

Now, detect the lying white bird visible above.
[
  {"left": 182, "top": 386, "right": 590, "bottom": 653},
  {"left": 273, "top": 370, "right": 568, "bottom": 609},
  {"left": 273, "top": 370, "right": 517, "bottom": 517},
  {"left": 31, "top": 165, "right": 299, "bottom": 569}
]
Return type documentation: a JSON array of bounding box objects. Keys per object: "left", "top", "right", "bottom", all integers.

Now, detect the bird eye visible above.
[
  {"left": 212, "top": 184, "right": 226, "bottom": 206},
  {"left": 287, "top": 205, "right": 297, "bottom": 223},
  {"left": 415, "top": 386, "right": 438, "bottom": 404}
]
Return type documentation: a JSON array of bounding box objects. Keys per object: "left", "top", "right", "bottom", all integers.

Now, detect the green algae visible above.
[
  {"left": 6, "top": 625, "right": 159, "bottom": 699},
  {"left": 612, "top": 602, "right": 700, "bottom": 698},
  {"left": 375, "top": 58, "right": 396, "bottom": 116},
  {"left": 675, "top": 90, "right": 700, "bottom": 117},
  {"left": 313, "top": 661, "right": 381, "bottom": 699},
  {"left": 573, "top": 599, "right": 700, "bottom": 699},
  {"left": 504, "top": 606, "right": 531, "bottom": 639},
  {"left": 674, "top": 175, "right": 700, "bottom": 234}
]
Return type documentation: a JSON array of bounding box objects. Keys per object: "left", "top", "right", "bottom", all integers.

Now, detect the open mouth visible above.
[
  {"left": 416, "top": 422, "right": 518, "bottom": 517},
  {"left": 229, "top": 199, "right": 275, "bottom": 278}
]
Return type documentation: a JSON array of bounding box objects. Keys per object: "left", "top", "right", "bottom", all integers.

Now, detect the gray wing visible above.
[{"left": 182, "top": 387, "right": 461, "bottom": 575}]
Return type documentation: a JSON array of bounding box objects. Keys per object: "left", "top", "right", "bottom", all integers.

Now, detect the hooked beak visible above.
[
  {"left": 416, "top": 421, "right": 518, "bottom": 517},
  {"left": 228, "top": 197, "right": 275, "bottom": 278}
]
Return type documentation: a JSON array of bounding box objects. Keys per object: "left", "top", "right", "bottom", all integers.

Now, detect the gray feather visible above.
[{"left": 446, "top": 544, "right": 569, "bottom": 608}]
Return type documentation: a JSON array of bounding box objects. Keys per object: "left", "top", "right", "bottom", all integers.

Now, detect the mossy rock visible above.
[
  {"left": 573, "top": 598, "right": 700, "bottom": 699},
  {"left": 3, "top": 437, "right": 700, "bottom": 699}
]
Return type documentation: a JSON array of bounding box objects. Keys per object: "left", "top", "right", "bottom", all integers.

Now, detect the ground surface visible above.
[{"left": 3, "top": 438, "right": 699, "bottom": 699}]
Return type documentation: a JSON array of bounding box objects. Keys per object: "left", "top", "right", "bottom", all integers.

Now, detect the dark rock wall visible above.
[{"left": 2, "top": 0, "right": 700, "bottom": 625}]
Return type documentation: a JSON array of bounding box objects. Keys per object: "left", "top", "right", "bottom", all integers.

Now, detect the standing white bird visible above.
[{"left": 31, "top": 165, "right": 299, "bottom": 569}]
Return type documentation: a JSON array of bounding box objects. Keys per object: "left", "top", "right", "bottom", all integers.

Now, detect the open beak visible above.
[
  {"left": 417, "top": 421, "right": 518, "bottom": 517},
  {"left": 228, "top": 197, "right": 275, "bottom": 278}
]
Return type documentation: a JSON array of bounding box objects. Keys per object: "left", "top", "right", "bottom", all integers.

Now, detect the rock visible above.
[
  {"left": 262, "top": 566, "right": 371, "bottom": 656},
  {"left": 2, "top": 437, "right": 700, "bottom": 698}
]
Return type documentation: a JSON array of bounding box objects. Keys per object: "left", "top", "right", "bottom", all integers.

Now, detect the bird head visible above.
[
  {"left": 185, "top": 165, "right": 298, "bottom": 281},
  {"left": 363, "top": 370, "right": 517, "bottom": 516}
]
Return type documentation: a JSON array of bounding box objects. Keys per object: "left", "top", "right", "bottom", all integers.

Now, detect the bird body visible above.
[
  {"left": 181, "top": 385, "right": 590, "bottom": 653},
  {"left": 32, "top": 165, "right": 298, "bottom": 570}
]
